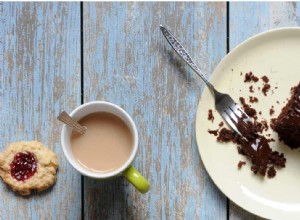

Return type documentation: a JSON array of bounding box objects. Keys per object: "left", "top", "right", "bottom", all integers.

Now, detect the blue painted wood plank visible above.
[
  {"left": 230, "top": 2, "right": 300, "bottom": 49},
  {"left": 0, "top": 2, "right": 81, "bottom": 219},
  {"left": 83, "top": 2, "right": 227, "bottom": 219},
  {"left": 229, "top": 2, "right": 300, "bottom": 220}
]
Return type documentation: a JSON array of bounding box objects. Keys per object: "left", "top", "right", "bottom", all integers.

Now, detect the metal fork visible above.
[{"left": 160, "top": 25, "right": 251, "bottom": 136}]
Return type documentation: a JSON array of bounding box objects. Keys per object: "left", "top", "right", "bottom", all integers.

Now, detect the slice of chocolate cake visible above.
[{"left": 273, "top": 83, "right": 300, "bottom": 149}]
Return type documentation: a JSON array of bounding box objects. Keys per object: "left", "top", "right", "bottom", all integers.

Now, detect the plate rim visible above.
[{"left": 195, "top": 27, "right": 300, "bottom": 219}]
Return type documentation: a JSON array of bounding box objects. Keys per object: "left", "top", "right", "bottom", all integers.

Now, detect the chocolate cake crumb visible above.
[
  {"left": 269, "top": 151, "right": 286, "bottom": 167},
  {"left": 256, "top": 122, "right": 263, "bottom": 133},
  {"left": 259, "top": 111, "right": 262, "bottom": 115},
  {"left": 261, "top": 76, "right": 269, "bottom": 83},
  {"left": 276, "top": 101, "right": 280, "bottom": 104},
  {"left": 239, "top": 97, "right": 246, "bottom": 105},
  {"left": 270, "top": 107, "right": 275, "bottom": 116},
  {"left": 258, "top": 87, "right": 261, "bottom": 90},
  {"left": 291, "top": 85, "right": 297, "bottom": 92},
  {"left": 245, "top": 108, "right": 257, "bottom": 118},
  {"left": 208, "top": 109, "right": 214, "bottom": 123},
  {"left": 249, "top": 85, "right": 254, "bottom": 93},
  {"left": 237, "top": 146, "right": 245, "bottom": 155},
  {"left": 240, "top": 72, "right": 242, "bottom": 76},
  {"left": 262, "top": 84, "right": 271, "bottom": 96},
  {"left": 256, "top": 120, "right": 268, "bottom": 133},
  {"left": 249, "top": 96, "right": 258, "bottom": 103},
  {"left": 212, "top": 118, "right": 286, "bottom": 178},
  {"left": 238, "top": 161, "right": 246, "bottom": 169},
  {"left": 239, "top": 97, "right": 257, "bottom": 117},
  {"left": 253, "top": 76, "right": 259, "bottom": 82},
  {"left": 275, "top": 87, "right": 278, "bottom": 89},
  {"left": 266, "top": 138, "right": 275, "bottom": 143},
  {"left": 244, "top": 71, "right": 259, "bottom": 82},
  {"left": 270, "top": 118, "right": 277, "bottom": 130},
  {"left": 208, "top": 129, "right": 218, "bottom": 136},
  {"left": 217, "top": 128, "right": 237, "bottom": 143},
  {"left": 244, "top": 73, "right": 251, "bottom": 82},
  {"left": 263, "top": 120, "right": 269, "bottom": 131},
  {"left": 267, "top": 166, "right": 276, "bottom": 178},
  {"left": 218, "top": 122, "right": 224, "bottom": 127}
]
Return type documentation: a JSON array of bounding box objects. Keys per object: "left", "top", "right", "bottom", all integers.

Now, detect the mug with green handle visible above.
[{"left": 61, "top": 101, "right": 150, "bottom": 193}]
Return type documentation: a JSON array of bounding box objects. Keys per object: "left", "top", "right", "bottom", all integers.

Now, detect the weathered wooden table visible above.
[{"left": 1, "top": 2, "right": 299, "bottom": 219}]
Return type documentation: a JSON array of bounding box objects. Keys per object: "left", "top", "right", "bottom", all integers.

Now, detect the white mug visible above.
[{"left": 60, "top": 101, "right": 150, "bottom": 193}]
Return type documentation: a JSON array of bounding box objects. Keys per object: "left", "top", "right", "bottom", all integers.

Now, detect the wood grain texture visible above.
[
  {"left": 83, "top": 2, "right": 227, "bottom": 219},
  {"left": 5, "top": 2, "right": 298, "bottom": 219},
  {"left": 229, "top": 2, "right": 300, "bottom": 220},
  {"left": 0, "top": 2, "right": 81, "bottom": 219}
]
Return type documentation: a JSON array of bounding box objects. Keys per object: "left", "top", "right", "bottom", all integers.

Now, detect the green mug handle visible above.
[{"left": 123, "top": 165, "right": 150, "bottom": 194}]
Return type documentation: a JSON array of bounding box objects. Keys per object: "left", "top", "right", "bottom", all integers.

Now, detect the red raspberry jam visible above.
[{"left": 10, "top": 152, "right": 37, "bottom": 181}]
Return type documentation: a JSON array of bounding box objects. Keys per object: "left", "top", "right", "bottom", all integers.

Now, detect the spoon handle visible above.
[{"left": 57, "top": 111, "right": 87, "bottom": 134}]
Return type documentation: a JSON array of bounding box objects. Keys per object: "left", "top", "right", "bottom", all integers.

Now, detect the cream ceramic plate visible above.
[{"left": 196, "top": 28, "right": 300, "bottom": 220}]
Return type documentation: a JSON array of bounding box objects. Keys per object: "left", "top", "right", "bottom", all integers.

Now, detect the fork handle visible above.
[{"left": 160, "top": 25, "right": 215, "bottom": 92}]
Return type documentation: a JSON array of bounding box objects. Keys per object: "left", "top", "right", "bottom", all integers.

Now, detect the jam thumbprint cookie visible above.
[{"left": 0, "top": 141, "right": 58, "bottom": 195}]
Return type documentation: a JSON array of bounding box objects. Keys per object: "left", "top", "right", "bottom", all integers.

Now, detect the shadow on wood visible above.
[
  {"left": 2, "top": 181, "right": 56, "bottom": 199},
  {"left": 159, "top": 42, "right": 203, "bottom": 91},
  {"left": 84, "top": 177, "right": 134, "bottom": 219}
]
